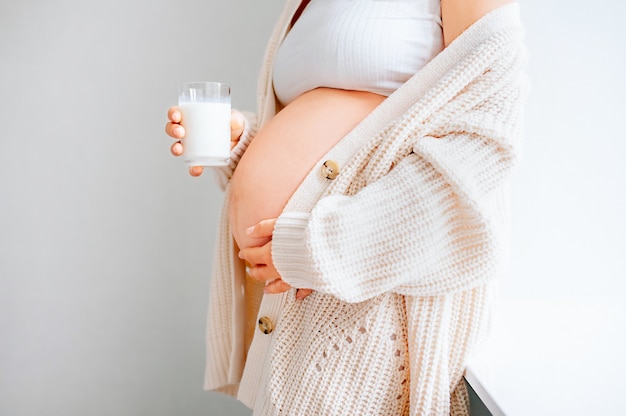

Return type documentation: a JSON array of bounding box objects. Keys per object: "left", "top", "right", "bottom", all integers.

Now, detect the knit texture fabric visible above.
[{"left": 204, "top": 3, "right": 527, "bottom": 415}]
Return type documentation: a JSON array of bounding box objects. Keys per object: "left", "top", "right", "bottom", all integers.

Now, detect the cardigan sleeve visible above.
[
  {"left": 213, "top": 111, "right": 259, "bottom": 191},
  {"left": 271, "top": 56, "right": 528, "bottom": 303}
]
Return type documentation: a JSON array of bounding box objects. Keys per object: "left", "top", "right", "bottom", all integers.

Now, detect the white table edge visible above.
[{"left": 464, "top": 368, "right": 506, "bottom": 416}]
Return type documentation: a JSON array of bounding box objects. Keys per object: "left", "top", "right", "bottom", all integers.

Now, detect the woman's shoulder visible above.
[{"left": 441, "top": 0, "right": 516, "bottom": 47}]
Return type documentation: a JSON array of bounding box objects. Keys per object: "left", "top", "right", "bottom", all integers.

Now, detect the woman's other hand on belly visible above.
[
  {"left": 165, "top": 107, "right": 246, "bottom": 176},
  {"left": 239, "top": 218, "right": 313, "bottom": 300}
]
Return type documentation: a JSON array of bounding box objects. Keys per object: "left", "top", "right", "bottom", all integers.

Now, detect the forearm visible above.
[
  {"left": 272, "top": 71, "right": 527, "bottom": 302},
  {"left": 271, "top": 151, "right": 509, "bottom": 303}
]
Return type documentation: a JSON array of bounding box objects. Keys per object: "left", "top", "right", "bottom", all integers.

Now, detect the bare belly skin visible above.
[{"left": 229, "top": 88, "right": 385, "bottom": 250}]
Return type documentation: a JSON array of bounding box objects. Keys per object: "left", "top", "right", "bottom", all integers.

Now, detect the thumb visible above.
[{"left": 230, "top": 110, "right": 245, "bottom": 141}]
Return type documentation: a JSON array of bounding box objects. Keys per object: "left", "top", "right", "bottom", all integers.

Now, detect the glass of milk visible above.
[{"left": 178, "top": 81, "right": 231, "bottom": 166}]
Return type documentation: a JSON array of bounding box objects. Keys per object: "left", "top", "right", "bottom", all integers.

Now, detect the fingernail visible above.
[{"left": 246, "top": 226, "right": 254, "bottom": 235}]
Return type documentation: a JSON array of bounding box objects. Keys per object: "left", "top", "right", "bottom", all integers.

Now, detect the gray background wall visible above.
[{"left": 1, "top": 1, "right": 624, "bottom": 415}]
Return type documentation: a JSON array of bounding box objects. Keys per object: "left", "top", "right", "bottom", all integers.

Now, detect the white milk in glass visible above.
[
  {"left": 179, "top": 102, "right": 230, "bottom": 166},
  {"left": 178, "top": 82, "right": 231, "bottom": 167}
]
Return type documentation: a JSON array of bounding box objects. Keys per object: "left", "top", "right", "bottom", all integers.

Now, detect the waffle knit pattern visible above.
[{"left": 204, "top": 3, "right": 527, "bottom": 415}]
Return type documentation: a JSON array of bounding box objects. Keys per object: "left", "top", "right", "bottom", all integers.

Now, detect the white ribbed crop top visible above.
[{"left": 273, "top": 0, "right": 444, "bottom": 106}]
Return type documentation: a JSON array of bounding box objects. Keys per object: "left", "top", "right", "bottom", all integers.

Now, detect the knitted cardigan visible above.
[{"left": 205, "top": 3, "right": 528, "bottom": 415}]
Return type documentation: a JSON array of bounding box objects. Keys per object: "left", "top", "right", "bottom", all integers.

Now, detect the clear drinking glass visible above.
[{"left": 178, "top": 81, "right": 231, "bottom": 166}]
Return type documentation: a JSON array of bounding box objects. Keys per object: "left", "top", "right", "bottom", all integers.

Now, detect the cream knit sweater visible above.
[{"left": 206, "top": 3, "right": 528, "bottom": 415}]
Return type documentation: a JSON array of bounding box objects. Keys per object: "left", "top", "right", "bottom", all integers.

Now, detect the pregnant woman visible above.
[{"left": 165, "top": 0, "right": 527, "bottom": 414}]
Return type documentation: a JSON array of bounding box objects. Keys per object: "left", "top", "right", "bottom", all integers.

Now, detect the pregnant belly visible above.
[{"left": 229, "top": 88, "right": 385, "bottom": 250}]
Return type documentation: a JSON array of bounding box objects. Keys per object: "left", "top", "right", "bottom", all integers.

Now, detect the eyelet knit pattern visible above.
[{"left": 263, "top": 292, "right": 411, "bottom": 415}]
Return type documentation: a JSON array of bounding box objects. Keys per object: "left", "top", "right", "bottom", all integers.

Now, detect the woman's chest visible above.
[{"left": 273, "top": 0, "right": 443, "bottom": 105}]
